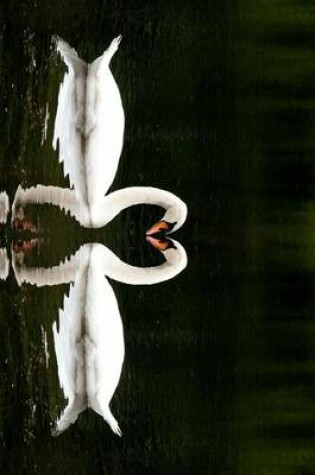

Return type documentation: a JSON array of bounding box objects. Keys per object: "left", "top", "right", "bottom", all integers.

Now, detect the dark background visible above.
[{"left": 0, "top": 0, "right": 315, "bottom": 474}]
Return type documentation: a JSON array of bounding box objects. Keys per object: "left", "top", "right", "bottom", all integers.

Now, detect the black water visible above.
[{"left": 1, "top": 1, "right": 315, "bottom": 474}]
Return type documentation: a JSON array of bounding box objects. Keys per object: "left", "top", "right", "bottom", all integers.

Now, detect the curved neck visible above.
[
  {"left": 13, "top": 242, "right": 187, "bottom": 287},
  {"left": 89, "top": 187, "right": 186, "bottom": 229},
  {"left": 12, "top": 185, "right": 187, "bottom": 231},
  {"left": 90, "top": 242, "right": 187, "bottom": 285}
]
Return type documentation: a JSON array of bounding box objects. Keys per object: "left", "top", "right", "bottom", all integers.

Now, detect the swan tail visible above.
[
  {"left": 90, "top": 399, "right": 122, "bottom": 436},
  {"left": 55, "top": 36, "right": 86, "bottom": 76},
  {"left": 108, "top": 418, "right": 122, "bottom": 437},
  {"left": 94, "top": 395, "right": 122, "bottom": 436},
  {"left": 105, "top": 35, "right": 122, "bottom": 63},
  {"left": 54, "top": 395, "right": 87, "bottom": 435},
  {"left": 91, "top": 35, "right": 122, "bottom": 75},
  {"left": 89, "top": 384, "right": 122, "bottom": 436},
  {"left": 105, "top": 411, "right": 122, "bottom": 437}
]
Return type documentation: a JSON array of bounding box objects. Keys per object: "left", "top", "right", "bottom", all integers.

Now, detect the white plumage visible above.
[{"left": 53, "top": 35, "right": 124, "bottom": 209}]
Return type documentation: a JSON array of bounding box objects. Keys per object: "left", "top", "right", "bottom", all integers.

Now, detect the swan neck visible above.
[
  {"left": 91, "top": 243, "right": 186, "bottom": 285},
  {"left": 96, "top": 187, "right": 181, "bottom": 228}
]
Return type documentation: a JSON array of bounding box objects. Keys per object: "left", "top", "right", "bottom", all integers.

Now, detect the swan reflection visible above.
[{"left": 11, "top": 240, "right": 187, "bottom": 435}]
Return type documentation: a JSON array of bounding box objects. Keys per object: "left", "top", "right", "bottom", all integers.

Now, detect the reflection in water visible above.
[
  {"left": 11, "top": 240, "right": 187, "bottom": 435},
  {"left": 2, "top": 2, "right": 315, "bottom": 472},
  {"left": 13, "top": 240, "right": 187, "bottom": 287}
]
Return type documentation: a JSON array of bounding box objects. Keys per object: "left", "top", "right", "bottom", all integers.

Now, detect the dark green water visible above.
[{"left": 0, "top": 1, "right": 315, "bottom": 474}]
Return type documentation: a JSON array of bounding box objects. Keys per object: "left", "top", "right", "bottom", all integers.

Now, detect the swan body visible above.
[
  {"left": 12, "top": 240, "right": 187, "bottom": 435},
  {"left": 53, "top": 36, "right": 125, "bottom": 220},
  {"left": 52, "top": 245, "right": 124, "bottom": 436}
]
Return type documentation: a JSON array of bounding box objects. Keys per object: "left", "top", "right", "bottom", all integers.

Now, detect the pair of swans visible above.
[
  {"left": 12, "top": 36, "right": 187, "bottom": 238},
  {"left": 5, "top": 35, "right": 188, "bottom": 436},
  {"left": 10, "top": 239, "right": 187, "bottom": 435}
]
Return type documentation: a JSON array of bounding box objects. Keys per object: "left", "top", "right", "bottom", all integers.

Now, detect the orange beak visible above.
[
  {"left": 146, "top": 220, "right": 172, "bottom": 236},
  {"left": 146, "top": 235, "right": 170, "bottom": 252}
]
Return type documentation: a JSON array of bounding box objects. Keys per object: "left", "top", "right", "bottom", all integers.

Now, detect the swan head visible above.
[
  {"left": 146, "top": 236, "right": 188, "bottom": 272},
  {"left": 146, "top": 196, "right": 187, "bottom": 236}
]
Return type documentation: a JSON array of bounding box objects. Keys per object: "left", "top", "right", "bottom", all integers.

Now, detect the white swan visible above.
[
  {"left": 12, "top": 240, "right": 187, "bottom": 435},
  {"left": 11, "top": 36, "right": 187, "bottom": 232}
]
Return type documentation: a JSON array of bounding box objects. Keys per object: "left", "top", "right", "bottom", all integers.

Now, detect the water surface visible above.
[{"left": 1, "top": 1, "right": 315, "bottom": 474}]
